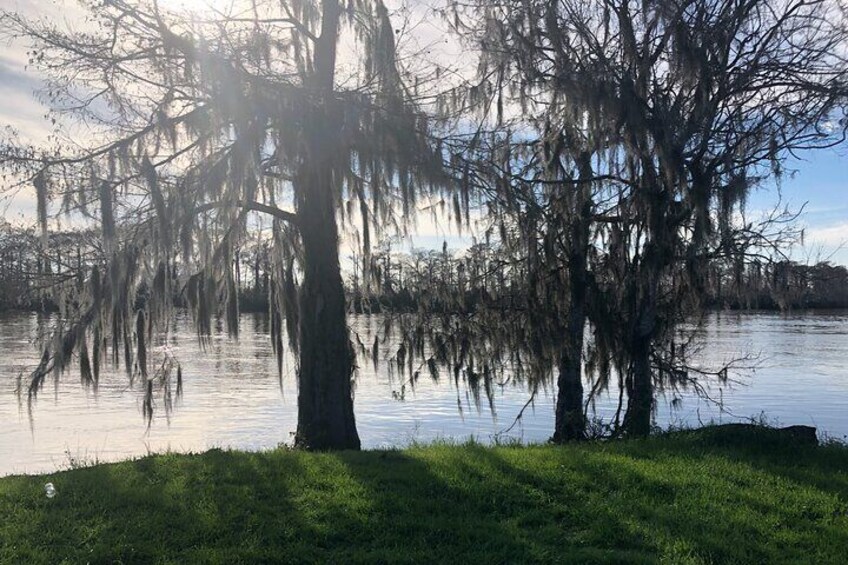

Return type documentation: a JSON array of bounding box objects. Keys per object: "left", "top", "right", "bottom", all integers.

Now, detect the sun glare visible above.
[{"left": 159, "top": 0, "right": 249, "bottom": 16}]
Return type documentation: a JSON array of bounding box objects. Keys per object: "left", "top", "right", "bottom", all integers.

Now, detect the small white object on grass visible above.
[{"left": 44, "top": 483, "right": 56, "bottom": 498}]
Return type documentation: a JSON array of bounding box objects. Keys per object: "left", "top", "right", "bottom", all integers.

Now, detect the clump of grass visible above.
[{"left": 1, "top": 427, "right": 847, "bottom": 563}]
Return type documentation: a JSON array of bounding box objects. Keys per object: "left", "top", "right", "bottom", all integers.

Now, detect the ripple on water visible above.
[{"left": 0, "top": 310, "right": 846, "bottom": 475}]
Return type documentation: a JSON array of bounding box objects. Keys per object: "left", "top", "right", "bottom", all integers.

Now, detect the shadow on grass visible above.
[{"left": 2, "top": 432, "right": 848, "bottom": 564}]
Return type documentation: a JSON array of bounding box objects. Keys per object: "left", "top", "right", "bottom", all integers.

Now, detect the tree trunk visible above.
[
  {"left": 294, "top": 162, "right": 360, "bottom": 450},
  {"left": 553, "top": 256, "right": 587, "bottom": 441},
  {"left": 293, "top": 0, "right": 360, "bottom": 450},
  {"left": 622, "top": 237, "right": 661, "bottom": 438},
  {"left": 623, "top": 332, "right": 653, "bottom": 436},
  {"left": 553, "top": 302, "right": 586, "bottom": 442},
  {"left": 552, "top": 154, "right": 592, "bottom": 442}
]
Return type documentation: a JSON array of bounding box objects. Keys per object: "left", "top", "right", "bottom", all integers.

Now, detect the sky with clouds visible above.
[
  {"left": 758, "top": 149, "right": 848, "bottom": 266},
  {"left": 1, "top": 0, "right": 846, "bottom": 264}
]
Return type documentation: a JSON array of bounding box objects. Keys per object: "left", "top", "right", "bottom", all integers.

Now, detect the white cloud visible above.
[
  {"left": 806, "top": 222, "right": 848, "bottom": 247},
  {"left": 785, "top": 222, "right": 848, "bottom": 266}
]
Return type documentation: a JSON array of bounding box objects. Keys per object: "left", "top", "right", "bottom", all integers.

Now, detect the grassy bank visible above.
[{"left": 2, "top": 428, "right": 847, "bottom": 564}]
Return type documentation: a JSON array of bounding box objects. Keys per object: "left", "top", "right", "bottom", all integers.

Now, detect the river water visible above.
[{"left": 1, "top": 310, "right": 846, "bottom": 476}]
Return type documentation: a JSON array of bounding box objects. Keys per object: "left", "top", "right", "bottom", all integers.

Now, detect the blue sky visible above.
[
  {"left": 1, "top": 0, "right": 846, "bottom": 265},
  {"left": 748, "top": 150, "right": 848, "bottom": 265}
]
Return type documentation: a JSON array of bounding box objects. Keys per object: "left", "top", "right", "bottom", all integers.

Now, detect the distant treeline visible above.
[
  {"left": 351, "top": 249, "right": 848, "bottom": 313},
  {"left": 0, "top": 222, "right": 96, "bottom": 312},
  {"left": 705, "top": 259, "right": 848, "bottom": 310},
  {"left": 2, "top": 223, "right": 846, "bottom": 314},
  {"left": 0, "top": 222, "right": 274, "bottom": 313}
]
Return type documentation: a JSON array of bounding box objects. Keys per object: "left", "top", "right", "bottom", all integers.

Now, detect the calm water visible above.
[{"left": 1, "top": 310, "right": 846, "bottom": 476}]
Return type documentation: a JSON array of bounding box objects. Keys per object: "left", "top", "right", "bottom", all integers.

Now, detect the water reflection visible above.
[{"left": 1, "top": 310, "right": 846, "bottom": 476}]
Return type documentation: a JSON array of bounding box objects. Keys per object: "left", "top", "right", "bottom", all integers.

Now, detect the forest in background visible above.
[{"left": 2, "top": 222, "right": 846, "bottom": 313}]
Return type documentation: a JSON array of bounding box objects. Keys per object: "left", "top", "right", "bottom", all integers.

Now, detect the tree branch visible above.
[{"left": 192, "top": 200, "right": 299, "bottom": 226}]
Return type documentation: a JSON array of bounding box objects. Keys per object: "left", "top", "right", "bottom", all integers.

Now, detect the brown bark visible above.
[
  {"left": 622, "top": 332, "right": 653, "bottom": 437},
  {"left": 621, "top": 189, "right": 665, "bottom": 438},
  {"left": 293, "top": 0, "right": 360, "bottom": 450},
  {"left": 552, "top": 153, "right": 592, "bottom": 443},
  {"left": 553, "top": 315, "right": 586, "bottom": 442},
  {"left": 294, "top": 158, "right": 360, "bottom": 450},
  {"left": 552, "top": 266, "right": 587, "bottom": 441}
]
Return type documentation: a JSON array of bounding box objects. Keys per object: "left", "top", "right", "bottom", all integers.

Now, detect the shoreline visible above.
[{"left": 2, "top": 426, "right": 846, "bottom": 563}]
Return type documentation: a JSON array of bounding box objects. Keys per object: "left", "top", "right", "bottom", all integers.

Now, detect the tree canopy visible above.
[{"left": 1, "top": 0, "right": 454, "bottom": 449}]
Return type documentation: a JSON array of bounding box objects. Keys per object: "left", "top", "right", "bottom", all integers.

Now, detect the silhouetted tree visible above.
[
  {"left": 1, "top": 0, "right": 448, "bottom": 449},
  {"left": 452, "top": 0, "right": 847, "bottom": 435}
]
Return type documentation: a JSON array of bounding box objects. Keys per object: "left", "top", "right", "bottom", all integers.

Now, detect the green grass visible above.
[{"left": 2, "top": 427, "right": 847, "bottom": 564}]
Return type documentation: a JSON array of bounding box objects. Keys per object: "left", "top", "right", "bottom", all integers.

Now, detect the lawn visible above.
[{"left": 1, "top": 426, "right": 847, "bottom": 564}]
